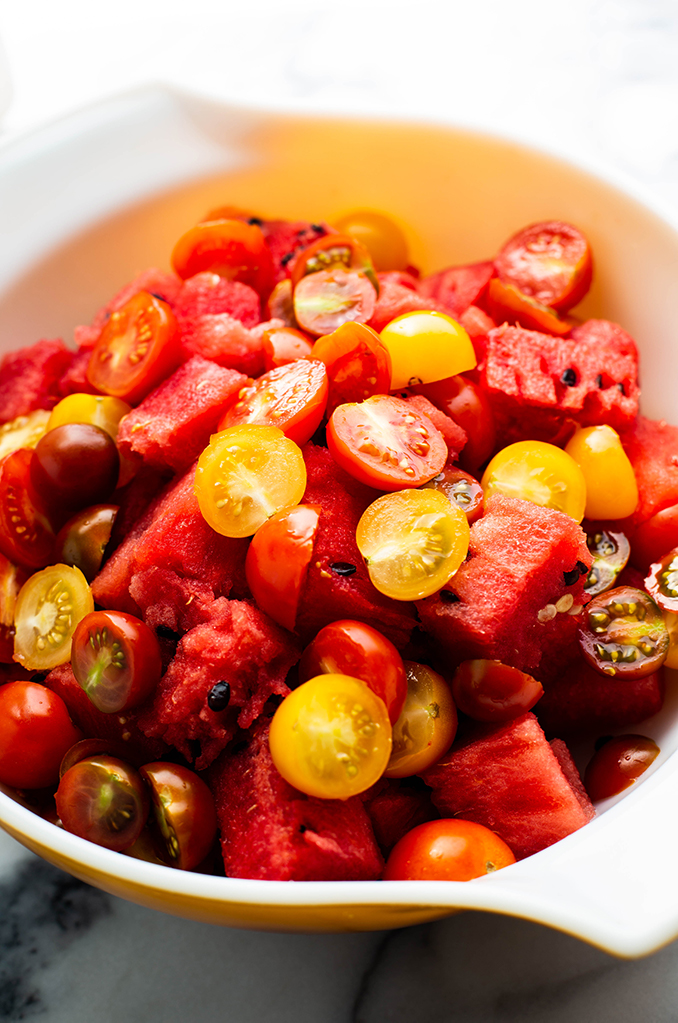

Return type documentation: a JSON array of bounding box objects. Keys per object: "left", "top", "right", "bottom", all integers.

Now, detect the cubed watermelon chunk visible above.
[
  {"left": 58, "top": 348, "right": 101, "bottom": 397},
  {"left": 88, "top": 268, "right": 183, "bottom": 332},
  {"left": 117, "top": 357, "right": 247, "bottom": 473},
  {"left": 422, "top": 712, "right": 595, "bottom": 860},
  {"left": 418, "top": 261, "right": 495, "bottom": 317},
  {"left": 417, "top": 494, "right": 591, "bottom": 674},
  {"left": 0, "top": 339, "right": 73, "bottom": 424},
  {"left": 208, "top": 720, "right": 383, "bottom": 880},
  {"left": 179, "top": 315, "right": 278, "bottom": 376},
  {"left": 128, "top": 566, "right": 216, "bottom": 634},
  {"left": 362, "top": 778, "right": 437, "bottom": 856},
  {"left": 174, "top": 273, "right": 260, "bottom": 327},
  {"left": 367, "top": 278, "right": 449, "bottom": 334},
  {"left": 261, "top": 220, "right": 330, "bottom": 284}
]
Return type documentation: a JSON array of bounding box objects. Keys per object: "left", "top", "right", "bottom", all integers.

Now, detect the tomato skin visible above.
[
  {"left": 0, "top": 681, "right": 82, "bottom": 789},
  {"left": 584, "top": 735, "right": 659, "bottom": 801},
  {"left": 0, "top": 449, "right": 55, "bottom": 570},
  {"left": 386, "top": 661, "right": 457, "bottom": 778},
  {"left": 71, "top": 610, "right": 163, "bottom": 714},
  {"left": 327, "top": 394, "right": 448, "bottom": 491},
  {"left": 579, "top": 586, "right": 669, "bottom": 679},
  {"left": 0, "top": 553, "right": 28, "bottom": 663},
  {"left": 290, "top": 232, "right": 378, "bottom": 293},
  {"left": 383, "top": 819, "right": 515, "bottom": 881},
  {"left": 312, "top": 321, "right": 392, "bottom": 413},
  {"left": 482, "top": 440, "right": 587, "bottom": 522},
  {"left": 171, "top": 219, "right": 274, "bottom": 296},
  {"left": 332, "top": 210, "right": 409, "bottom": 272},
  {"left": 565, "top": 425, "right": 638, "bottom": 520},
  {"left": 631, "top": 504, "right": 678, "bottom": 570},
  {"left": 56, "top": 755, "right": 149, "bottom": 851},
  {"left": 298, "top": 620, "right": 407, "bottom": 724},
  {"left": 245, "top": 504, "right": 320, "bottom": 631},
  {"left": 218, "top": 360, "right": 328, "bottom": 447},
  {"left": 53, "top": 504, "right": 118, "bottom": 583},
  {"left": 86, "top": 291, "right": 181, "bottom": 406},
  {"left": 293, "top": 267, "right": 377, "bottom": 337},
  {"left": 423, "top": 464, "right": 484, "bottom": 524},
  {"left": 495, "top": 220, "right": 593, "bottom": 312},
  {"left": 380, "top": 311, "right": 476, "bottom": 391},
  {"left": 486, "top": 277, "right": 571, "bottom": 336},
  {"left": 14, "top": 564, "right": 94, "bottom": 672},
  {"left": 262, "top": 327, "right": 313, "bottom": 370},
  {"left": 646, "top": 548, "right": 678, "bottom": 613},
  {"left": 411, "top": 374, "right": 496, "bottom": 472},
  {"left": 451, "top": 660, "right": 543, "bottom": 723},
  {"left": 140, "top": 762, "right": 217, "bottom": 871},
  {"left": 30, "top": 423, "right": 120, "bottom": 519},
  {"left": 584, "top": 526, "right": 631, "bottom": 596}
]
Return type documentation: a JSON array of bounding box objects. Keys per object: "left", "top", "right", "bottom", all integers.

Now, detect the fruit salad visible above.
[{"left": 0, "top": 209, "right": 672, "bottom": 883}]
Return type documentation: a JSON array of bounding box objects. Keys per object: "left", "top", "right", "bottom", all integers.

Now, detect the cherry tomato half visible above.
[
  {"left": 71, "top": 610, "right": 162, "bottom": 714},
  {"left": 495, "top": 220, "right": 593, "bottom": 312},
  {"left": 262, "top": 327, "right": 313, "bottom": 370},
  {"left": 481, "top": 440, "right": 587, "bottom": 522},
  {"left": 53, "top": 504, "right": 118, "bottom": 583},
  {"left": 579, "top": 586, "right": 669, "bottom": 679},
  {"left": 565, "top": 425, "right": 638, "bottom": 520},
  {"left": 86, "top": 291, "right": 180, "bottom": 405},
  {"left": 14, "top": 564, "right": 94, "bottom": 671},
  {"left": 383, "top": 818, "right": 515, "bottom": 881},
  {"left": 245, "top": 504, "right": 320, "bottom": 631},
  {"left": 584, "top": 735, "right": 659, "bottom": 801},
  {"left": 0, "top": 553, "right": 27, "bottom": 663},
  {"left": 0, "top": 409, "right": 50, "bottom": 462},
  {"left": 327, "top": 394, "right": 448, "bottom": 491},
  {"left": 56, "top": 755, "right": 149, "bottom": 851},
  {"left": 486, "top": 277, "right": 571, "bottom": 336},
  {"left": 332, "top": 210, "right": 409, "bottom": 272},
  {"left": 0, "top": 681, "right": 82, "bottom": 789},
  {"left": 140, "top": 762, "right": 217, "bottom": 870},
  {"left": 451, "top": 659, "right": 543, "bottom": 723},
  {"left": 171, "top": 218, "right": 274, "bottom": 296},
  {"left": 30, "top": 423, "right": 120, "bottom": 518},
  {"left": 423, "top": 464, "right": 484, "bottom": 524},
  {"left": 218, "top": 360, "right": 328, "bottom": 447},
  {"left": 386, "top": 661, "right": 457, "bottom": 778},
  {"left": 311, "top": 321, "right": 392, "bottom": 413},
  {"left": 290, "top": 232, "right": 379, "bottom": 293},
  {"left": 298, "top": 620, "right": 407, "bottom": 724},
  {"left": 584, "top": 527, "right": 631, "bottom": 597},
  {"left": 293, "top": 267, "right": 378, "bottom": 337},
  {"left": 646, "top": 548, "right": 678, "bottom": 614},
  {"left": 0, "top": 449, "right": 54, "bottom": 569},
  {"left": 269, "top": 674, "right": 392, "bottom": 799},
  {"left": 411, "top": 374, "right": 496, "bottom": 472},
  {"left": 380, "top": 311, "right": 476, "bottom": 391}
]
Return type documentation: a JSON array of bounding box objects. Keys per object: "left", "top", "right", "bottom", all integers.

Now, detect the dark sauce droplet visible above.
[
  {"left": 330, "top": 562, "right": 357, "bottom": 576},
  {"left": 561, "top": 368, "right": 577, "bottom": 387},
  {"left": 207, "top": 681, "right": 231, "bottom": 712}
]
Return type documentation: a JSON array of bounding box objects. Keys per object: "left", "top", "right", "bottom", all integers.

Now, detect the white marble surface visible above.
[{"left": 3, "top": 0, "right": 678, "bottom": 1019}]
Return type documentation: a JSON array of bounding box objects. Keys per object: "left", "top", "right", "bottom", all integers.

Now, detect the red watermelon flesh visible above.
[
  {"left": 174, "top": 273, "right": 260, "bottom": 327},
  {"left": 417, "top": 494, "right": 591, "bottom": 674},
  {"left": 117, "top": 357, "right": 247, "bottom": 473},
  {"left": 418, "top": 261, "right": 495, "bottom": 317},
  {"left": 367, "top": 278, "right": 450, "bottom": 334},
  {"left": 480, "top": 321, "right": 639, "bottom": 442},
  {"left": 261, "top": 220, "right": 331, "bottom": 284},
  {"left": 137, "top": 598, "right": 299, "bottom": 770},
  {"left": 88, "top": 268, "right": 183, "bottom": 332},
  {"left": 179, "top": 314, "right": 277, "bottom": 377},
  {"left": 549, "top": 738, "right": 595, "bottom": 819},
  {"left": 208, "top": 720, "right": 383, "bottom": 881},
  {"left": 362, "top": 778, "right": 437, "bottom": 856},
  {"left": 375, "top": 271, "right": 420, "bottom": 292},
  {"left": 92, "top": 463, "right": 249, "bottom": 616},
  {"left": 0, "top": 339, "right": 73, "bottom": 424},
  {"left": 128, "top": 567, "right": 216, "bottom": 635},
  {"left": 422, "top": 712, "right": 595, "bottom": 860},
  {"left": 619, "top": 415, "right": 678, "bottom": 526},
  {"left": 58, "top": 348, "right": 102, "bottom": 397},
  {"left": 402, "top": 394, "right": 467, "bottom": 462},
  {"left": 296, "top": 445, "right": 415, "bottom": 649},
  {"left": 45, "top": 663, "right": 168, "bottom": 766},
  {"left": 536, "top": 655, "right": 665, "bottom": 737}
]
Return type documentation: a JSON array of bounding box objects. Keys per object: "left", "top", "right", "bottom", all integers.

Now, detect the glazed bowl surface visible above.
[{"left": 1, "top": 85, "right": 677, "bottom": 956}]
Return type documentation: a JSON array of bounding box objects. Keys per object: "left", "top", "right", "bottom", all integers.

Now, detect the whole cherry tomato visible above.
[
  {"left": 584, "top": 734, "right": 659, "bottom": 801},
  {"left": 140, "top": 762, "right": 218, "bottom": 870},
  {"left": 245, "top": 504, "right": 320, "bottom": 631},
  {"left": 631, "top": 503, "right": 678, "bottom": 570},
  {"left": 71, "top": 610, "right": 163, "bottom": 714},
  {"left": 311, "top": 321, "right": 392, "bottom": 413},
  {"left": 171, "top": 218, "right": 274, "bottom": 296},
  {"left": 218, "top": 360, "right": 328, "bottom": 447},
  {"left": 383, "top": 819, "right": 515, "bottom": 881},
  {"left": 56, "top": 755, "right": 149, "bottom": 851},
  {"left": 298, "top": 620, "right": 407, "bottom": 724},
  {"left": 0, "top": 449, "right": 54, "bottom": 569},
  {"left": 30, "top": 423, "right": 120, "bottom": 518},
  {"left": 451, "top": 660, "right": 543, "bottom": 723},
  {"left": 0, "top": 681, "right": 82, "bottom": 789},
  {"left": 494, "top": 220, "right": 593, "bottom": 312},
  {"left": 331, "top": 209, "right": 409, "bottom": 272},
  {"left": 411, "top": 374, "right": 496, "bottom": 472}
]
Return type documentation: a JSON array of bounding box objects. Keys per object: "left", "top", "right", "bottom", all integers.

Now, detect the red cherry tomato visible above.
[
  {"left": 140, "top": 762, "right": 217, "bottom": 870},
  {"left": 631, "top": 503, "right": 678, "bottom": 570},
  {"left": 579, "top": 586, "right": 669, "bottom": 679},
  {"left": 0, "top": 449, "right": 55, "bottom": 569},
  {"left": 0, "top": 552, "right": 28, "bottom": 663},
  {"left": 486, "top": 277, "right": 571, "bottom": 336},
  {"left": 0, "top": 681, "right": 82, "bottom": 789},
  {"left": 290, "top": 232, "right": 378, "bottom": 293},
  {"left": 56, "top": 755, "right": 149, "bottom": 851},
  {"left": 383, "top": 819, "right": 515, "bottom": 881},
  {"left": 71, "top": 610, "right": 163, "bottom": 714},
  {"left": 411, "top": 374, "right": 496, "bottom": 471},
  {"left": 86, "top": 291, "right": 181, "bottom": 405},
  {"left": 298, "top": 620, "right": 407, "bottom": 724},
  {"left": 171, "top": 218, "right": 274, "bottom": 296},
  {"left": 584, "top": 734, "right": 659, "bottom": 801},
  {"left": 423, "top": 464, "right": 484, "bottom": 524},
  {"left": 495, "top": 220, "right": 593, "bottom": 312},
  {"left": 327, "top": 394, "right": 448, "bottom": 491},
  {"left": 218, "top": 360, "right": 328, "bottom": 447},
  {"left": 646, "top": 547, "right": 678, "bottom": 613},
  {"left": 451, "top": 660, "right": 544, "bottom": 722},
  {"left": 262, "top": 327, "right": 313, "bottom": 370},
  {"left": 311, "top": 321, "right": 392, "bottom": 413},
  {"left": 245, "top": 504, "right": 320, "bottom": 630},
  {"left": 60, "top": 737, "right": 135, "bottom": 778},
  {"left": 293, "top": 267, "right": 378, "bottom": 338},
  {"left": 584, "top": 526, "right": 631, "bottom": 596}
]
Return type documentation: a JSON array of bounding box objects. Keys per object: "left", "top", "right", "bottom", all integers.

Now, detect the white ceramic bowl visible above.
[{"left": 1, "top": 85, "right": 678, "bottom": 956}]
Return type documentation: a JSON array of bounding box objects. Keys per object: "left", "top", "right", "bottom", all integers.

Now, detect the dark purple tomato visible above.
[
  {"left": 30, "top": 423, "right": 120, "bottom": 516},
  {"left": 53, "top": 504, "right": 118, "bottom": 582}
]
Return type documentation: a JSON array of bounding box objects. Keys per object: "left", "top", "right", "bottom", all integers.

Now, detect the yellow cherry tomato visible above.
[
  {"left": 356, "top": 488, "right": 470, "bottom": 601},
  {"left": 481, "top": 440, "right": 587, "bottom": 522},
  {"left": 565, "top": 425, "right": 639, "bottom": 520},
  {"left": 14, "top": 564, "right": 94, "bottom": 671},
  {"left": 195, "top": 424, "right": 306, "bottom": 538},
  {"left": 0, "top": 409, "right": 51, "bottom": 462},
  {"left": 385, "top": 661, "right": 457, "bottom": 778},
  {"left": 332, "top": 209, "right": 409, "bottom": 272},
  {"left": 380, "top": 311, "right": 476, "bottom": 390},
  {"left": 269, "top": 674, "right": 392, "bottom": 799}
]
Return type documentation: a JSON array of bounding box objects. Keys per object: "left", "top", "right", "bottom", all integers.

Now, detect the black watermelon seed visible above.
[
  {"left": 595, "top": 374, "right": 603, "bottom": 388},
  {"left": 299, "top": 824, "right": 307, "bottom": 833},
  {"left": 149, "top": 292, "right": 166, "bottom": 303},
  {"left": 207, "top": 681, "right": 231, "bottom": 712},
  {"left": 439, "top": 590, "right": 460, "bottom": 603},
  {"left": 156, "top": 624, "right": 180, "bottom": 640},
  {"left": 311, "top": 224, "right": 324, "bottom": 233},
  {"left": 563, "top": 568, "right": 580, "bottom": 586},
  {"left": 617, "top": 382, "right": 626, "bottom": 395},
  {"left": 280, "top": 251, "right": 295, "bottom": 266},
  {"left": 247, "top": 217, "right": 263, "bottom": 226},
  {"left": 330, "top": 562, "right": 357, "bottom": 576},
  {"left": 561, "top": 368, "right": 577, "bottom": 387},
  {"left": 577, "top": 560, "right": 589, "bottom": 576}
]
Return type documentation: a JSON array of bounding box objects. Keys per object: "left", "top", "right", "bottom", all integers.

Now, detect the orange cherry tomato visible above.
[
  {"left": 495, "top": 220, "right": 593, "bottom": 312},
  {"left": 262, "top": 327, "right": 313, "bottom": 370},
  {"left": 584, "top": 734, "right": 659, "bottom": 801},
  {"left": 289, "top": 232, "right": 378, "bottom": 293},
  {"left": 332, "top": 209, "right": 409, "bottom": 272},
  {"left": 298, "top": 620, "right": 407, "bottom": 724},
  {"left": 245, "top": 504, "right": 320, "bottom": 631},
  {"left": 411, "top": 374, "right": 496, "bottom": 472},
  {"left": 171, "top": 218, "right": 274, "bottom": 296},
  {"left": 486, "top": 277, "right": 571, "bottom": 336},
  {"left": 451, "top": 660, "right": 543, "bottom": 723},
  {"left": 0, "top": 449, "right": 54, "bottom": 569},
  {"left": 140, "top": 762, "right": 217, "bottom": 870},
  {"left": 327, "top": 394, "right": 448, "bottom": 491},
  {"left": 218, "top": 360, "right": 328, "bottom": 447},
  {"left": 383, "top": 818, "right": 515, "bottom": 881},
  {"left": 311, "top": 321, "right": 392, "bottom": 413},
  {"left": 86, "top": 291, "right": 181, "bottom": 405}
]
